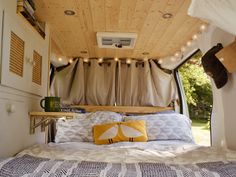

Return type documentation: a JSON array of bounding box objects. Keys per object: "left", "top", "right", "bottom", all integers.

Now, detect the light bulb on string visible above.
[
  {"left": 186, "top": 40, "right": 192, "bottom": 47},
  {"left": 174, "top": 51, "right": 180, "bottom": 57},
  {"left": 192, "top": 34, "right": 198, "bottom": 40},
  {"left": 200, "top": 24, "right": 207, "bottom": 32},
  {"left": 58, "top": 57, "right": 62, "bottom": 62},
  {"left": 83, "top": 58, "right": 89, "bottom": 62},
  {"left": 114, "top": 57, "right": 119, "bottom": 61},
  {"left": 98, "top": 57, "right": 103, "bottom": 63},
  {"left": 69, "top": 58, "right": 73, "bottom": 64},
  {"left": 126, "top": 58, "right": 131, "bottom": 64},
  {"left": 158, "top": 59, "right": 163, "bottom": 64},
  {"left": 181, "top": 46, "right": 186, "bottom": 52}
]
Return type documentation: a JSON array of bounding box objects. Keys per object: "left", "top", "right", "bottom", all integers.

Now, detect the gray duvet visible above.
[{"left": 0, "top": 155, "right": 236, "bottom": 177}]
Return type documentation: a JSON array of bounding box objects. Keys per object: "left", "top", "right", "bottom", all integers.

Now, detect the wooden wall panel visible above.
[
  {"left": 35, "top": 0, "right": 204, "bottom": 59},
  {"left": 9, "top": 32, "right": 24, "bottom": 77},
  {"left": 216, "top": 40, "right": 236, "bottom": 73},
  {"left": 32, "top": 51, "right": 42, "bottom": 85}
]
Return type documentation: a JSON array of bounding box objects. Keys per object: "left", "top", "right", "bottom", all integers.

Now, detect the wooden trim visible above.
[
  {"left": 47, "top": 35, "right": 51, "bottom": 96},
  {"left": 71, "top": 105, "right": 173, "bottom": 114},
  {"left": 29, "top": 112, "right": 75, "bottom": 118},
  {"left": 32, "top": 50, "right": 42, "bottom": 85},
  {"left": 29, "top": 112, "right": 74, "bottom": 134},
  {"left": 34, "top": 0, "right": 204, "bottom": 59},
  {"left": 9, "top": 31, "right": 24, "bottom": 77},
  {"left": 216, "top": 39, "right": 236, "bottom": 73}
]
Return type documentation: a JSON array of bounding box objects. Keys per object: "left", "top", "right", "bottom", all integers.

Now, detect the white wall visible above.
[
  {"left": 221, "top": 73, "right": 236, "bottom": 149},
  {"left": 0, "top": 86, "right": 45, "bottom": 157},
  {"left": 0, "top": 0, "right": 49, "bottom": 157},
  {"left": 197, "top": 25, "right": 236, "bottom": 149}
]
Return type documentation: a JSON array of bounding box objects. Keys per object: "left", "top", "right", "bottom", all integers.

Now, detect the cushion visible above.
[
  {"left": 124, "top": 113, "right": 194, "bottom": 143},
  {"left": 55, "top": 111, "right": 123, "bottom": 143},
  {"left": 93, "top": 120, "right": 148, "bottom": 145}
]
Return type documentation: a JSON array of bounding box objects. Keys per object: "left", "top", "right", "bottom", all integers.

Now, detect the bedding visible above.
[
  {"left": 2, "top": 111, "right": 235, "bottom": 176},
  {"left": 124, "top": 113, "right": 194, "bottom": 143},
  {"left": 16, "top": 141, "right": 236, "bottom": 164},
  {"left": 1, "top": 154, "right": 236, "bottom": 177},
  {"left": 55, "top": 111, "right": 123, "bottom": 143},
  {"left": 1, "top": 141, "right": 236, "bottom": 176}
]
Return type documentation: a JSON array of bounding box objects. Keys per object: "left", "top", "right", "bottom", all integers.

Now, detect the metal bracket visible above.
[
  {"left": 29, "top": 112, "right": 75, "bottom": 134},
  {"left": 30, "top": 116, "right": 51, "bottom": 134}
]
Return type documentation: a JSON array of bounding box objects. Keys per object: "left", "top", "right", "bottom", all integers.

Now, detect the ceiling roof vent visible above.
[{"left": 96, "top": 32, "right": 137, "bottom": 49}]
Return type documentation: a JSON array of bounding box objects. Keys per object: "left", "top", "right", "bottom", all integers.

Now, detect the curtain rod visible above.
[{"left": 72, "top": 57, "right": 157, "bottom": 63}]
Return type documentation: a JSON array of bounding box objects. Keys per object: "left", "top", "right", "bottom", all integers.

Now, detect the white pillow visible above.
[
  {"left": 55, "top": 111, "right": 123, "bottom": 143},
  {"left": 124, "top": 113, "right": 194, "bottom": 143}
]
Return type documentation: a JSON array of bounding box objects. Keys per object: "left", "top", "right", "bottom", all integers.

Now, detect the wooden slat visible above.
[
  {"left": 129, "top": 0, "right": 154, "bottom": 32},
  {"left": 105, "top": 0, "right": 122, "bottom": 31},
  {"left": 34, "top": 0, "right": 205, "bottom": 59},
  {"left": 89, "top": 0, "right": 106, "bottom": 32},
  {"left": 9, "top": 32, "right": 24, "bottom": 77},
  {"left": 29, "top": 112, "right": 75, "bottom": 118},
  {"left": 75, "top": 0, "right": 95, "bottom": 57},
  {"left": 216, "top": 40, "right": 236, "bottom": 73},
  {"left": 118, "top": 0, "right": 138, "bottom": 31},
  {"left": 71, "top": 105, "right": 173, "bottom": 114},
  {"left": 134, "top": 0, "right": 168, "bottom": 51},
  {"left": 148, "top": 0, "right": 188, "bottom": 57},
  {"left": 32, "top": 50, "right": 42, "bottom": 85}
]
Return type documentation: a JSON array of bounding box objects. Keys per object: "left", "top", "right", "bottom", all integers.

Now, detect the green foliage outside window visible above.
[{"left": 179, "top": 51, "right": 213, "bottom": 120}]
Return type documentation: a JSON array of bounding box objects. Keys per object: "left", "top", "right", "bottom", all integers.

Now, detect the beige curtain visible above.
[
  {"left": 51, "top": 59, "right": 177, "bottom": 106},
  {"left": 50, "top": 59, "right": 85, "bottom": 104},
  {"left": 85, "top": 60, "right": 116, "bottom": 105},
  {"left": 51, "top": 59, "right": 116, "bottom": 105},
  {"left": 116, "top": 60, "right": 177, "bottom": 107}
]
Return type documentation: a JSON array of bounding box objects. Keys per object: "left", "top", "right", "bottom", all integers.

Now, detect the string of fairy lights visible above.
[
  {"left": 158, "top": 24, "right": 208, "bottom": 65},
  {"left": 57, "top": 24, "right": 208, "bottom": 65}
]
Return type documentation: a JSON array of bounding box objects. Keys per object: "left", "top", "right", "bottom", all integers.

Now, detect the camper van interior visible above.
[{"left": 1, "top": 0, "right": 236, "bottom": 176}]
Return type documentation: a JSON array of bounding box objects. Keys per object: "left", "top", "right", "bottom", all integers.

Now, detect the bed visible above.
[{"left": 1, "top": 110, "right": 236, "bottom": 176}]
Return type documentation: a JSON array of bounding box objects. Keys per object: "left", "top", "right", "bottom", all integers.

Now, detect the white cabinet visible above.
[{"left": 0, "top": 11, "right": 48, "bottom": 96}]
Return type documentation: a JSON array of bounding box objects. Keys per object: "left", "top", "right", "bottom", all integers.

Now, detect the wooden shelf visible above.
[
  {"left": 216, "top": 40, "right": 236, "bottom": 73},
  {"left": 29, "top": 112, "right": 75, "bottom": 118},
  {"left": 29, "top": 112, "right": 75, "bottom": 134},
  {"left": 17, "top": 0, "right": 46, "bottom": 39},
  {"left": 71, "top": 105, "right": 173, "bottom": 114}
]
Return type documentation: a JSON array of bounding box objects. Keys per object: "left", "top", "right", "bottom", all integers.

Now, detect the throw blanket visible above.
[{"left": 0, "top": 155, "right": 236, "bottom": 177}]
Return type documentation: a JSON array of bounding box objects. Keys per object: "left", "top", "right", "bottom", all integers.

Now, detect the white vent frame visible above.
[{"left": 96, "top": 32, "right": 137, "bottom": 49}]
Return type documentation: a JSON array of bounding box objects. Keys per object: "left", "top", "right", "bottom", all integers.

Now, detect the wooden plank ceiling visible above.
[{"left": 35, "top": 0, "right": 204, "bottom": 59}]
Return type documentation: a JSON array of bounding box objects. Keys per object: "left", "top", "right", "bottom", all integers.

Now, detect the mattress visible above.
[
  {"left": 18, "top": 141, "right": 236, "bottom": 164},
  {"left": 1, "top": 141, "right": 236, "bottom": 176}
]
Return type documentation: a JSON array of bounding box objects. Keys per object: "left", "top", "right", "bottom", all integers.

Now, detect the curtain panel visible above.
[
  {"left": 50, "top": 59, "right": 178, "bottom": 107},
  {"left": 116, "top": 60, "right": 177, "bottom": 106}
]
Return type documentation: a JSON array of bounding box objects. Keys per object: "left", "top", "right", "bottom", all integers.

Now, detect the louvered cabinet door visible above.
[
  {"left": 1, "top": 12, "right": 48, "bottom": 96},
  {"left": 1, "top": 12, "right": 29, "bottom": 92},
  {"left": 29, "top": 49, "right": 44, "bottom": 96},
  {"left": 27, "top": 32, "right": 48, "bottom": 96},
  {"left": 32, "top": 51, "right": 42, "bottom": 86}
]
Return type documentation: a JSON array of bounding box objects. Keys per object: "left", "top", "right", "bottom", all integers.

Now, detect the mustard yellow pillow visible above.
[{"left": 93, "top": 120, "right": 148, "bottom": 145}]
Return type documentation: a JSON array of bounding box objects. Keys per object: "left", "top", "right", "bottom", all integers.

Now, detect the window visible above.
[{"left": 176, "top": 50, "right": 212, "bottom": 146}]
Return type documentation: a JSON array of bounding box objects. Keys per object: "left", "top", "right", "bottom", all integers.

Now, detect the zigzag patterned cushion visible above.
[
  {"left": 55, "top": 111, "right": 123, "bottom": 143},
  {"left": 124, "top": 113, "right": 194, "bottom": 143}
]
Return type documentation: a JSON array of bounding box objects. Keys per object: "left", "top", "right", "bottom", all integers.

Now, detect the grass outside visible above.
[{"left": 191, "top": 119, "right": 211, "bottom": 146}]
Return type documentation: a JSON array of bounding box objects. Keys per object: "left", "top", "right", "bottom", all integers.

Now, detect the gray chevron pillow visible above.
[
  {"left": 55, "top": 111, "right": 123, "bottom": 143},
  {"left": 124, "top": 113, "right": 194, "bottom": 143}
]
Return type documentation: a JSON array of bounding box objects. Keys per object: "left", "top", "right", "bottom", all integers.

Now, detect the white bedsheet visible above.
[{"left": 18, "top": 141, "right": 236, "bottom": 164}]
